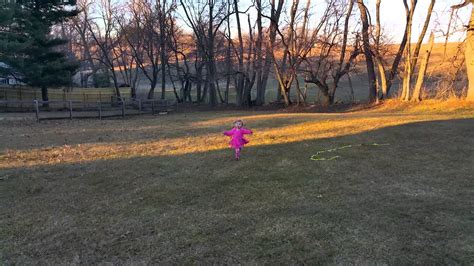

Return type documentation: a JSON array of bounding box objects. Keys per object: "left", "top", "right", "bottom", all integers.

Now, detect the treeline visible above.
[{"left": 1, "top": 0, "right": 473, "bottom": 107}]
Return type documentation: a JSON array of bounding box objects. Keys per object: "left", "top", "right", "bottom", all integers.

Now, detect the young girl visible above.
[{"left": 223, "top": 120, "right": 253, "bottom": 160}]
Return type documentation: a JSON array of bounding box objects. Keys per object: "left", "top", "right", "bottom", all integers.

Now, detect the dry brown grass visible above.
[
  {"left": 1, "top": 100, "right": 473, "bottom": 264},
  {"left": 1, "top": 101, "right": 473, "bottom": 169},
  {"left": 372, "top": 99, "right": 474, "bottom": 113}
]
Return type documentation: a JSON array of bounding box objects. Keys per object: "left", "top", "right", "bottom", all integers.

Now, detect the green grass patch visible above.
[{"left": 1, "top": 107, "right": 473, "bottom": 263}]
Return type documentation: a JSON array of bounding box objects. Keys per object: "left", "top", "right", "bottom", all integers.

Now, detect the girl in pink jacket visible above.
[{"left": 223, "top": 120, "right": 253, "bottom": 160}]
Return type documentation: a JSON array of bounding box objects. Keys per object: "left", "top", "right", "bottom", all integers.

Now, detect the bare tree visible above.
[
  {"left": 270, "top": 0, "right": 300, "bottom": 106},
  {"left": 113, "top": 14, "right": 141, "bottom": 99},
  {"left": 120, "top": 0, "right": 171, "bottom": 99},
  {"left": 373, "top": 0, "right": 388, "bottom": 98},
  {"left": 410, "top": 0, "right": 435, "bottom": 70},
  {"left": 374, "top": 0, "right": 412, "bottom": 98},
  {"left": 84, "top": 0, "right": 123, "bottom": 98},
  {"left": 303, "top": 0, "right": 361, "bottom": 106},
  {"left": 59, "top": 0, "right": 465, "bottom": 106},
  {"left": 357, "top": 0, "right": 377, "bottom": 103},
  {"left": 412, "top": 32, "right": 435, "bottom": 102},
  {"left": 399, "top": 0, "right": 416, "bottom": 101},
  {"left": 399, "top": 0, "right": 435, "bottom": 101},
  {"left": 233, "top": 0, "right": 244, "bottom": 105},
  {"left": 70, "top": 0, "right": 102, "bottom": 88},
  {"left": 254, "top": 0, "right": 265, "bottom": 105},
  {"left": 259, "top": 0, "right": 284, "bottom": 105},
  {"left": 157, "top": 0, "right": 174, "bottom": 100},
  {"left": 452, "top": 0, "right": 474, "bottom": 100},
  {"left": 168, "top": 17, "right": 194, "bottom": 102},
  {"left": 224, "top": 0, "right": 234, "bottom": 104},
  {"left": 180, "top": 0, "right": 230, "bottom": 106},
  {"left": 268, "top": 0, "right": 330, "bottom": 106}
]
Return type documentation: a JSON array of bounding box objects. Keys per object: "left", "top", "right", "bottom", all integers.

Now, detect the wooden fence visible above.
[
  {"left": 0, "top": 86, "right": 121, "bottom": 103},
  {"left": 0, "top": 99, "right": 178, "bottom": 121}
]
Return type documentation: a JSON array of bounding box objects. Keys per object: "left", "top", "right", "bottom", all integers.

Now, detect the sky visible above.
[
  {"left": 371, "top": 0, "right": 469, "bottom": 43},
  {"left": 176, "top": 0, "right": 471, "bottom": 44}
]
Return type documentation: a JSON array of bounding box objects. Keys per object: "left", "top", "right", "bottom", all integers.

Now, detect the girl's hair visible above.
[{"left": 233, "top": 119, "right": 244, "bottom": 127}]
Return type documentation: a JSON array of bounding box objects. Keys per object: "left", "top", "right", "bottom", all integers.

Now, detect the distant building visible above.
[
  {"left": 0, "top": 62, "right": 24, "bottom": 86},
  {"left": 0, "top": 0, "right": 72, "bottom": 3},
  {"left": 0, "top": 75, "right": 22, "bottom": 86}
]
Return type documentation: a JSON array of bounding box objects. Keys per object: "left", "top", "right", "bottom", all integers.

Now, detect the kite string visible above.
[{"left": 310, "top": 143, "right": 390, "bottom": 161}]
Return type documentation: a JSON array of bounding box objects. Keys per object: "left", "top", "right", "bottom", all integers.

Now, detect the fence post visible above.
[
  {"left": 151, "top": 100, "right": 155, "bottom": 115},
  {"left": 98, "top": 101, "right": 102, "bottom": 120},
  {"left": 83, "top": 93, "right": 86, "bottom": 109},
  {"left": 69, "top": 100, "right": 73, "bottom": 120},
  {"left": 34, "top": 100, "right": 39, "bottom": 122},
  {"left": 99, "top": 92, "right": 102, "bottom": 102},
  {"left": 121, "top": 98, "right": 125, "bottom": 118}
]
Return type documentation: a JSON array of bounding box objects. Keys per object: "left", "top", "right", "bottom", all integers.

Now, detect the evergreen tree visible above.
[{"left": 0, "top": 0, "right": 78, "bottom": 105}]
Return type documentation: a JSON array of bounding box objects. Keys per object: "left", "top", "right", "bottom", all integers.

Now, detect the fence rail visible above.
[
  {"left": 0, "top": 87, "right": 121, "bottom": 103},
  {"left": 0, "top": 99, "right": 178, "bottom": 121}
]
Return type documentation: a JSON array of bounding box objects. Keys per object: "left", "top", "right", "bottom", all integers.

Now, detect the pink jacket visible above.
[{"left": 224, "top": 128, "right": 253, "bottom": 149}]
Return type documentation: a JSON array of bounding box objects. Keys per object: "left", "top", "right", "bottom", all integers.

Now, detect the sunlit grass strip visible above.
[{"left": 1, "top": 113, "right": 472, "bottom": 169}]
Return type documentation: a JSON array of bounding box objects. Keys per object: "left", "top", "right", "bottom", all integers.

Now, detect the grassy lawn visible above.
[
  {"left": 1, "top": 101, "right": 473, "bottom": 263},
  {"left": 0, "top": 73, "right": 374, "bottom": 105}
]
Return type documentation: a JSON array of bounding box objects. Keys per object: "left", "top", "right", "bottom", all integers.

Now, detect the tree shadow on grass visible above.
[
  {"left": 0, "top": 111, "right": 335, "bottom": 150},
  {"left": 1, "top": 119, "right": 473, "bottom": 264},
  {"left": 3, "top": 114, "right": 469, "bottom": 168},
  {"left": 1, "top": 111, "right": 349, "bottom": 150},
  {"left": 1, "top": 109, "right": 460, "bottom": 151}
]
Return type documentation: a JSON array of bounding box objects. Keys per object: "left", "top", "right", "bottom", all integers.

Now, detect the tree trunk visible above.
[
  {"left": 255, "top": 0, "right": 265, "bottom": 106},
  {"left": 260, "top": 0, "right": 284, "bottom": 105},
  {"left": 207, "top": 2, "right": 217, "bottom": 107},
  {"left": 159, "top": 2, "right": 167, "bottom": 100},
  {"left": 375, "top": 0, "right": 381, "bottom": 48},
  {"left": 412, "top": 32, "right": 434, "bottom": 102},
  {"left": 201, "top": 80, "right": 208, "bottom": 102},
  {"left": 376, "top": 58, "right": 388, "bottom": 98},
  {"left": 207, "top": 53, "right": 217, "bottom": 106},
  {"left": 410, "top": 0, "right": 435, "bottom": 72},
  {"left": 130, "top": 66, "right": 139, "bottom": 99},
  {"left": 195, "top": 65, "right": 203, "bottom": 103},
  {"left": 322, "top": 90, "right": 334, "bottom": 106},
  {"left": 313, "top": 83, "right": 333, "bottom": 106},
  {"left": 234, "top": 0, "right": 245, "bottom": 106},
  {"left": 374, "top": 0, "right": 386, "bottom": 99},
  {"left": 148, "top": 80, "right": 157, "bottom": 99},
  {"left": 466, "top": 3, "right": 474, "bottom": 100},
  {"left": 401, "top": 45, "right": 412, "bottom": 101},
  {"left": 108, "top": 65, "right": 122, "bottom": 99},
  {"left": 385, "top": 1, "right": 413, "bottom": 96},
  {"left": 357, "top": 0, "right": 377, "bottom": 103},
  {"left": 41, "top": 86, "right": 49, "bottom": 108},
  {"left": 225, "top": 2, "right": 232, "bottom": 105},
  {"left": 400, "top": 0, "right": 416, "bottom": 101},
  {"left": 274, "top": 63, "right": 290, "bottom": 106}
]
